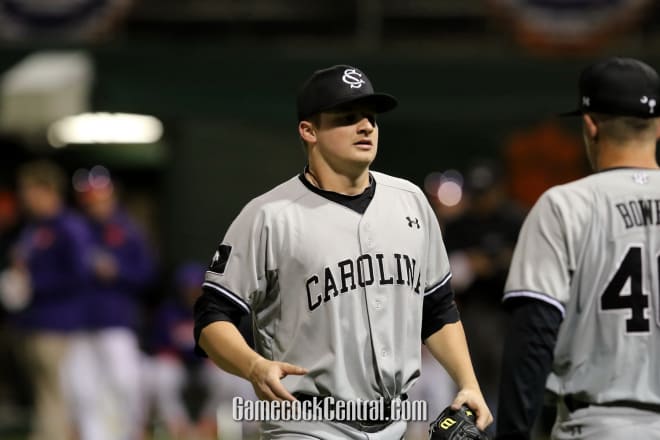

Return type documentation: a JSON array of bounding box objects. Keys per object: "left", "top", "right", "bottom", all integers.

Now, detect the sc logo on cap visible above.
[{"left": 342, "top": 68, "right": 366, "bottom": 89}]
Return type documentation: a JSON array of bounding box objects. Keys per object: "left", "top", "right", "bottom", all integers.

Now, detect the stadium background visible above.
[{"left": 1, "top": 1, "right": 660, "bottom": 438}]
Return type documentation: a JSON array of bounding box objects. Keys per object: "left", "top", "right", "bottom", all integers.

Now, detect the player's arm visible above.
[
  {"left": 194, "top": 288, "right": 307, "bottom": 401},
  {"left": 423, "top": 309, "right": 493, "bottom": 431},
  {"left": 495, "top": 298, "right": 562, "bottom": 440},
  {"left": 195, "top": 205, "right": 308, "bottom": 401},
  {"left": 200, "top": 322, "right": 307, "bottom": 401},
  {"left": 420, "top": 194, "right": 493, "bottom": 430},
  {"left": 495, "top": 190, "right": 571, "bottom": 439}
]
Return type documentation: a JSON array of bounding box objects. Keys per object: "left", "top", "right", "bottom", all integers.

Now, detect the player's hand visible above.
[
  {"left": 450, "top": 386, "right": 493, "bottom": 431},
  {"left": 0, "top": 266, "right": 32, "bottom": 311},
  {"left": 247, "top": 357, "right": 308, "bottom": 401}
]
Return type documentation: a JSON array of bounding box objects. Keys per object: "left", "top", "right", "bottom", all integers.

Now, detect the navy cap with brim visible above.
[
  {"left": 559, "top": 57, "right": 660, "bottom": 119},
  {"left": 310, "top": 93, "right": 398, "bottom": 116},
  {"left": 298, "top": 92, "right": 398, "bottom": 121},
  {"left": 296, "top": 64, "right": 398, "bottom": 121},
  {"left": 559, "top": 98, "right": 659, "bottom": 118}
]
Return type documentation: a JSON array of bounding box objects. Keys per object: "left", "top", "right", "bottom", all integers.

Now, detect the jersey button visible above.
[
  {"left": 381, "top": 349, "right": 389, "bottom": 357},
  {"left": 374, "top": 300, "right": 382, "bottom": 310}
]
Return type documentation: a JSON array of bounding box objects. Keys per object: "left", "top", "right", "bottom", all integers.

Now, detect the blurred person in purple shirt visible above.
[
  {"left": 0, "top": 160, "right": 91, "bottom": 440},
  {"left": 144, "top": 262, "right": 256, "bottom": 440},
  {"left": 65, "top": 166, "right": 156, "bottom": 440}
]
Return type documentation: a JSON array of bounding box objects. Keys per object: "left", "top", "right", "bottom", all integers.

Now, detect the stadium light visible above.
[{"left": 47, "top": 112, "right": 163, "bottom": 148}]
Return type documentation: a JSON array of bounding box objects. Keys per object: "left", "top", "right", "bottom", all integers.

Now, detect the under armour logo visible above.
[
  {"left": 342, "top": 68, "right": 365, "bottom": 89},
  {"left": 582, "top": 96, "right": 590, "bottom": 107},
  {"left": 641, "top": 96, "right": 656, "bottom": 114},
  {"left": 406, "top": 216, "right": 420, "bottom": 229}
]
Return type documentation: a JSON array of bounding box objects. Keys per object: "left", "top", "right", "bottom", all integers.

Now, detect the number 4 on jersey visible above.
[{"left": 600, "top": 246, "right": 660, "bottom": 333}]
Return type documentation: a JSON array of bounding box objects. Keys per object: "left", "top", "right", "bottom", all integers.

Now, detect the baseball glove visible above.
[{"left": 428, "top": 405, "right": 489, "bottom": 440}]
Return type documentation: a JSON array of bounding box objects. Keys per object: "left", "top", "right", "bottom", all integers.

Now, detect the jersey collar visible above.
[{"left": 299, "top": 167, "right": 376, "bottom": 214}]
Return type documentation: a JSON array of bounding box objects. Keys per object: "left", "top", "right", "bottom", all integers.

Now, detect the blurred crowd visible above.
[
  {"left": 0, "top": 152, "right": 584, "bottom": 439},
  {"left": 0, "top": 159, "right": 257, "bottom": 440}
]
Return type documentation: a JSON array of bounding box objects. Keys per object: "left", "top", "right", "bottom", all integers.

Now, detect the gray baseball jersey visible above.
[
  {"left": 503, "top": 168, "right": 660, "bottom": 405},
  {"left": 203, "top": 171, "right": 451, "bottom": 401}
]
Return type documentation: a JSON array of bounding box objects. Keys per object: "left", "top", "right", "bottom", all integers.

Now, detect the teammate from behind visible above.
[
  {"left": 496, "top": 57, "right": 660, "bottom": 439},
  {"left": 194, "top": 64, "right": 492, "bottom": 438}
]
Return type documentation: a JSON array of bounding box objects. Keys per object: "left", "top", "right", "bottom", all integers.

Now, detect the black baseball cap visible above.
[
  {"left": 296, "top": 65, "right": 398, "bottom": 121},
  {"left": 561, "top": 57, "right": 660, "bottom": 118}
]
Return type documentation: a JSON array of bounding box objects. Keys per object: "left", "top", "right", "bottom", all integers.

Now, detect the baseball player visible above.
[
  {"left": 66, "top": 168, "right": 155, "bottom": 440},
  {"left": 193, "top": 64, "right": 492, "bottom": 439},
  {"left": 496, "top": 57, "right": 660, "bottom": 440},
  {"left": 4, "top": 160, "right": 92, "bottom": 440}
]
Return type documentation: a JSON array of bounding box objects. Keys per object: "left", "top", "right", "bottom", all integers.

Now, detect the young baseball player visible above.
[
  {"left": 496, "top": 57, "right": 660, "bottom": 439},
  {"left": 193, "top": 64, "right": 492, "bottom": 439}
]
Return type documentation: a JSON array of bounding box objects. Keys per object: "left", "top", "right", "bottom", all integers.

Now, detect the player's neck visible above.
[
  {"left": 305, "top": 162, "right": 371, "bottom": 196},
  {"left": 594, "top": 141, "right": 659, "bottom": 171}
]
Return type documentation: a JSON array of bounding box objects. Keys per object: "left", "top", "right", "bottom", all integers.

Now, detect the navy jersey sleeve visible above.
[
  {"left": 421, "top": 281, "right": 460, "bottom": 341},
  {"left": 496, "top": 298, "right": 563, "bottom": 440},
  {"left": 193, "top": 286, "right": 253, "bottom": 357}
]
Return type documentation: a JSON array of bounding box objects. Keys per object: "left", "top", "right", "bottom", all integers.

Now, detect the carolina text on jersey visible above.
[{"left": 305, "top": 252, "right": 422, "bottom": 311}]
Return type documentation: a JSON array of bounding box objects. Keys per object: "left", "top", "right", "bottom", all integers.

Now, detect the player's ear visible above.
[
  {"left": 583, "top": 114, "right": 598, "bottom": 140},
  {"left": 298, "top": 120, "right": 317, "bottom": 144}
]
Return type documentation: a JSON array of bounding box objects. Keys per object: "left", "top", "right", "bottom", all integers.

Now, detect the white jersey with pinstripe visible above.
[
  {"left": 203, "top": 171, "right": 451, "bottom": 401},
  {"left": 504, "top": 168, "right": 660, "bottom": 405}
]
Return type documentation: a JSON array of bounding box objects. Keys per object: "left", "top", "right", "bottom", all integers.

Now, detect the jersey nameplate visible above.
[{"left": 615, "top": 199, "right": 660, "bottom": 229}]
